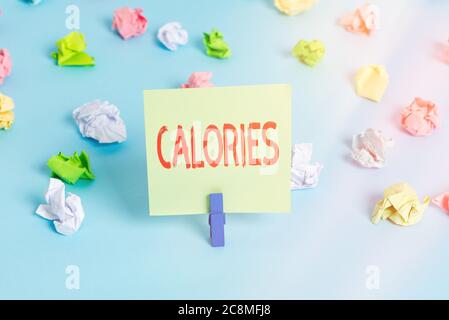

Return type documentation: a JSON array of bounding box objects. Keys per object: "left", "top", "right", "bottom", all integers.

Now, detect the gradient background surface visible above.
[{"left": 0, "top": 0, "right": 448, "bottom": 299}]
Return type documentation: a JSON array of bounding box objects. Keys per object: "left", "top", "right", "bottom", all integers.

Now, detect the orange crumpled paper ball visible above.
[{"left": 340, "top": 4, "right": 380, "bottom": 36}]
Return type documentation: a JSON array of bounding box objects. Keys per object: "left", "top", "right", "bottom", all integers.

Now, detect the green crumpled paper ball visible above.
[
  {"left": 51, "top": 31, "right": 95, "bottom": 66},
  {"left": 291, "top": 39, "right": 325, "bottom": 67},
  {"left": 47, "top": 151, "right": 95, "bottom": 184},
  {"left": 203, "top": 29, "right": 232, "bottom": 59}
]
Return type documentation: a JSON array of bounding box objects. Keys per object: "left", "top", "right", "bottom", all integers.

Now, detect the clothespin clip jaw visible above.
[{"left": 209, "top": 193, "right": 225, "bottom": 247}]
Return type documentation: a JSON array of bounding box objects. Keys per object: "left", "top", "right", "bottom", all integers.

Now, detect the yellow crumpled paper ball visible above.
[
  {"left": 0, "top": 92, "right": 15, "bottom": 130},
  {"left": 354, "top": 65, "right": 389, "bottom": 102},
  {"left": 274, "top": 0, "right": 317, "bottom": 16},
  {"left": 371, "top": 183, "right": 430, "bottom": 226}
]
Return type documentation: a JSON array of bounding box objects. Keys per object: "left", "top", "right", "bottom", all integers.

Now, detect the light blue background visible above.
[{"left": 0, "top": 0, "right": 448, "bottom": 299}]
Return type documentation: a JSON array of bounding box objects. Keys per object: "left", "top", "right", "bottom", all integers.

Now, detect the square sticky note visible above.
[{"left": 143, "top": 84, "right": 292, "bottom": 215}]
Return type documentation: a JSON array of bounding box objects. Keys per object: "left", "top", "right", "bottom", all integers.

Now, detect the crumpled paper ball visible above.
[
  {"left": 112, "top": 7, "right": 148, "bottom": 40},
  {"left": 48, "top": 151, "right": 95, "bottom": 185},
  {"left": 291, "top": 40, "right": 325, "bottom": 67},
  {"left": 203, "top": 29, "right": 231, "bottom": 59},
  {"left": 274, "top": 0, "right": 317, "bottom": 16},
  {"left": 157, "top": 22, "right": 188, "bottom": 51},
  {"left": 51, "top": 32, "right": 95, "bottom": 66},
  {"left": 401, "top": 97, "right": 439, "bottom": 136},
  {"left": 371, "top": 183, "right": 430, "bottom": 226},
  {"left": 352, "top": 128, "right": 394, "bottom": 168},
  {"left": 432, "top": 191, "right": 449, "bottom": 214},
  {"left": 0, "top": 49, "right": 12, "bottom": 84},
  {"left": 291, "top": 143, "right": 323, "bottom": 190},
  {"left": 73, "top": 100, "right": 127, "bottom": 144},
  {"left": 354, "top": 65, "right": 389, "bottom": 102},
  {"left": 0, "top": 92, "right": 15, "bottom": 130},
  {"left": 181, "top": 72, "right": 214, "bottom": 88},
  {"left": 340, "top": 3, "right": 380, "bottom": 36},
  {"left": 35, "top": 178, "right": 85, "bottom": 236}
]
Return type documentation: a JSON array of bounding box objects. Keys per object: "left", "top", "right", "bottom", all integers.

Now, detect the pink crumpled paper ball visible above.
[
  {"left": 112, "top": 7, "right": 148, "bottom": 40},
  {"left": 181, "top": 72, "right": 214, "bottom": 88},
  {"left": 0, "top": 49, "right": 12, "bottom": 85},
  {"left": 432, "top": 191, "right": 449, "bottom": 214},
  {"left": 401, "top": 97, "right": 439, "bottom": 136},
  {"left": 340, "top": 3, "right": 380, "bottom": 36}
]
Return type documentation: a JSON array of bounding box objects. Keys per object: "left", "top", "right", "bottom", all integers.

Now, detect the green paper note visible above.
[
  {"left": 51, "top": 31, "right": 95, "bottom": 66},
  {"left": 144, "top": 84, "right": 291, "bottom": 216},
  {"left": 203, "top": 29, "right": 232, "bottom": 59},
  {"left": 48, "top": 151, "right": 95, "bottom": 184}
]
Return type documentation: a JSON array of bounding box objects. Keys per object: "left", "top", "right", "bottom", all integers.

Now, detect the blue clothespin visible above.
[{"left": 209, "top": 193, "right": 225, "bottom": 247}]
